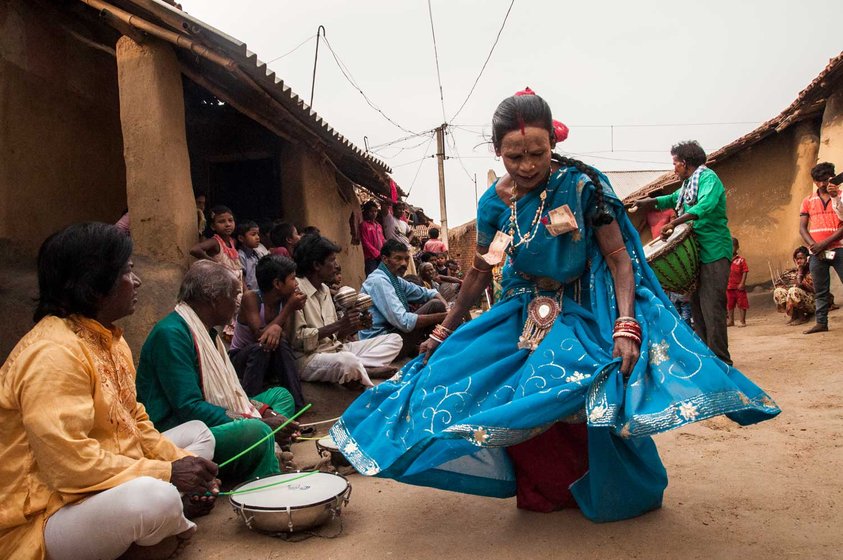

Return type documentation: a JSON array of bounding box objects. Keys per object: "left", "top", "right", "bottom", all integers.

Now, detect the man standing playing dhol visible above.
[
  {"left": 799, "top": 162, "right": 843, "bottom": 334},
  {"left": 632, "top": 141, "right": 733, "bottom": 364}
]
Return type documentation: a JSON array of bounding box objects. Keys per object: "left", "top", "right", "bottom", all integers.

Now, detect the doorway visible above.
[{"left": 208, "top": 158, "right": 280, "bottom": 223}]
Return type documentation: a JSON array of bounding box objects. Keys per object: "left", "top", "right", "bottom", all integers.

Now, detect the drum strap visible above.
[{"left": 674, "top": 165, "right": 707, "bottom": 216}]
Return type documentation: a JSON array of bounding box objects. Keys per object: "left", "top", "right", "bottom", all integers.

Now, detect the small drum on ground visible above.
[
  {"left": 642, "top": 223, "right": 700, "bottom": 295},
  {"left": 230, "top": 471, "right": 351, "bottom": 534},
  {"left": 316, "top": 434, "right": 351, "bottom": 468}
]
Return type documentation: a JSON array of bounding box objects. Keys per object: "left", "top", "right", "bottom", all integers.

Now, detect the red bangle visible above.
[{"left": 612, "top": 331, "right": 641, "bottom": 345}]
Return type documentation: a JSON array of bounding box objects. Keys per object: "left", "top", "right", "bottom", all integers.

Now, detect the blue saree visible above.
[{"left": 331, "top": 164, "right": 779, "bottom": 522}]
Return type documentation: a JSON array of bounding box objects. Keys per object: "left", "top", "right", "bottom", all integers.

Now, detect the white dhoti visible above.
[
  {"left": 44, "top": 421, "right": 214, "bottom": 560},
  {"left": 299, "top": 333, "right": 402, "bottom": 387}
]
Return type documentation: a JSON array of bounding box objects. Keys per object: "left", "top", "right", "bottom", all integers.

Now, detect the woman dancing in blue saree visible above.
[{"left": 331, "top": 91, "right": 779, "bottom": 522}]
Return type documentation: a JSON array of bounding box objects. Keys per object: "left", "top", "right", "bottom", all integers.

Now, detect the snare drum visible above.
[
  {"left": 315, "top": 435, "right": 351, "bottom": 468},
  {"left": 642, "top": 223, "right": 700, "bottom": 295},
  {"left": 230, "top": 472, "right": 351, "bottom": 533}
]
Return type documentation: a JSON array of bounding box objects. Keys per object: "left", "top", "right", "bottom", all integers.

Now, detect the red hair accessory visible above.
[
  {"left": 513, "top": 87, "right": 569, "bottom": 142},
  {"left": 553, "top": 120, "right": 569, "bottom": 142}
]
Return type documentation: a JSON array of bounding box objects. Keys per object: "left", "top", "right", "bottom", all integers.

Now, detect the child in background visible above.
[
  {"left": 423, "top": 227, "right": 447, "bottom": 254},
  {"left": 190, "top": 205, "right": 244, "bottom": 339},
  {"left": 255, "top": 219, "right": 272, "bottom": 257},
  {"left": 329, "top": 267, "right": 343, "bottom": 299},
  {"left": 230, "top": 255, "right": 307, "bottom": 407},
  {"left": 195, "top": 192, "right": 207, "bottom": 239},
  {"left": 774, "top": 246, "right": 816, "bottom": 325},
  {"left": 727, "top": 237, "right": 749, "bottom": 327},
  {"left": 237, "top": 221, "right": 261, "bottom": 291},
  {"left": 270, "top": 222, "right": 301, "bottom": 259}
]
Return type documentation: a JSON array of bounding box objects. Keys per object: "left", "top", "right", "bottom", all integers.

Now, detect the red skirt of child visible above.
[{"left": 506, "top": 422, "right": 589, "bottom": 511}]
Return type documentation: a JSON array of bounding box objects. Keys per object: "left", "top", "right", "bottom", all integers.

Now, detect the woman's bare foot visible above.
[
  {"left": 365, "top": 365, "right": 399, "bottom": 379},
  {"left": 737, "top": 321, "right": 746, "bottom": 327},
  {"left": 341, "top": 380, "right": 365, "bottom": 391}
]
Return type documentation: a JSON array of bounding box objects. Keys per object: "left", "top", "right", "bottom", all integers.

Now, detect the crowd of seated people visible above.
[{"left": 1, "top": 191, "right": 476, "bottom": 557}]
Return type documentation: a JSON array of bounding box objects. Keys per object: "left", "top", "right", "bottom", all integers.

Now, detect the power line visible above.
[
  {"left": 426, "top": 0, "right": 447, "bottom": 123},
  {"left": 452, "top": 120, "right": 764, "bottom": 129},
  {"left": 321, "top": 36, "right": 418, "bottom": 135},
  {"left": 444, "top": 151, "right": 671, "bottom": 166},
  {"left": 446, "top": 129, "right": 475, "bottom": 183},
  {"left": 371, "top": 133, "right": 436, "bottom": 159},
  {"left": 266, "top": 34, "right": 316, "bottom": 64},
  {"left": 449, "top": 0, "right": 515, "bottom": 122},
  {"left": 407, "top": 136, "right": 437, "bottom": 196},
  {"left": 561, "top": 151, "right": 672, "bottom": 165},
  {"left": 392, "top": 154, "right": 436, "bottom": 168},
  {"left": 368, "top": 129, "right": 436, "bottom": 151}
]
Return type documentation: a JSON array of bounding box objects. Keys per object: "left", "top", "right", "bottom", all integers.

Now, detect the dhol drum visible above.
[
  {"left": 642, "top": 223, "right": 700, "bottom": 295},
  {"left": 230, "top": 471, "right": 351, "bottom": 534},
  {"left": 315, "top": 434, "right": 351, "bottom": 468}
]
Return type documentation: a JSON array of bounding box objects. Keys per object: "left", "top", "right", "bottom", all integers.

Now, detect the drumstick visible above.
[
  {"left": 218, "top": 470, "right": 319, "bottom": 497},
  {"left": 767, "top": 261, "right": 777, "bottom": 286},
  {"left": 299, "top": 416, "right": 341, "bottom": 428},
  {"left": 217, "top": 403, "right": 312, "bottom": 469}
]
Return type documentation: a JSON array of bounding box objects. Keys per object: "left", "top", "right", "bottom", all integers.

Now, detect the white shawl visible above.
[{"left": 175, "top": 302, "right": 260, "bottom": 419}]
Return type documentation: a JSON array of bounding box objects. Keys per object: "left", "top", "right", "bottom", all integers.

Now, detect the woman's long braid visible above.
[{"left": 551, "top": 153, "right": 615, "bottom": 227}]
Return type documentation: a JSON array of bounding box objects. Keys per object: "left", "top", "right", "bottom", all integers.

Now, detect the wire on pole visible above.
[
  {"left": 450, "top": 0, "right": 515, "bottom": 122},
  {"left": 322, "top": 36, "right": 418, "bottom": 135},
  {"left": 309, "top": 25, "right": 326, "bottom": 107},
  {"left": 426, "top": 0, "right": 448, "bottom": 123}
]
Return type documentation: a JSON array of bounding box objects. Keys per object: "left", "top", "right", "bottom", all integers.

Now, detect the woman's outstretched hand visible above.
[
  {"left": 613, "top": 336, "right": 640, "bottom": 379},
  {"left": 420, "top": 337, "right": 441, "bottom": 365}
]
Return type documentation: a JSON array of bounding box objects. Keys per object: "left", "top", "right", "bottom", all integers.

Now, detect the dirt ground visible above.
[{"left": 177, "top": 292, "right": 843, "bottom": 560}]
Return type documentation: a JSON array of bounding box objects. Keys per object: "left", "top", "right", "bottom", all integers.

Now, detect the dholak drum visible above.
[
  {"left": 642, "top": 223, "right": 700, "bottom": 295},
  {"left": 315, "top": 435, "right": 350, "bottom": 468},
  {"left": 230, "top": 472, "right": 351, "bottom": 534}
]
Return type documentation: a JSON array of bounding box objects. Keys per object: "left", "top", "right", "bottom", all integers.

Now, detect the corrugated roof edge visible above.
[
  {"left": 625, "top": 50, "right": 843, "bottom": 203},
  {"left": 123, "top": 0, "right": 393, "bottom": 179}
]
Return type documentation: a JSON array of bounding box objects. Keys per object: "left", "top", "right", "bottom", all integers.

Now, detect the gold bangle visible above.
[{"left": 604, "top": 245, "right": 626, "bottom": 259}]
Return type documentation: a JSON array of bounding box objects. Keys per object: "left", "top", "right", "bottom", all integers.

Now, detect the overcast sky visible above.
[{"left": 183, "top": 0, "right": 842, "bottom": 227}]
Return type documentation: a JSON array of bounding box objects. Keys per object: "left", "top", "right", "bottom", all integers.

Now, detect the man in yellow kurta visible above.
[{"left": 0, "top": 222, "right": 219, "bottom": 560}]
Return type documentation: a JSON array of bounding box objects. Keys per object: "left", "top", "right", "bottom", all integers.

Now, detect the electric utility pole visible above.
[{"left": 435, "top": 123, "right": 449, "bottom": 246}]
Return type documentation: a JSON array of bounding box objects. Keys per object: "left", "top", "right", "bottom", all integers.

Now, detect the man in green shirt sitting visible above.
[
  {"left": 633, "top": 140, "right": 733, "bottom": 365},
  {"left": 137, "top": 261, "right": 300, "bottom": 484}
]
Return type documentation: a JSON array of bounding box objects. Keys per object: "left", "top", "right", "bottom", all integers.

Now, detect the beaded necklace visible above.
[{"left": 506, "top": 171, "right": 550, "bottom": 257}]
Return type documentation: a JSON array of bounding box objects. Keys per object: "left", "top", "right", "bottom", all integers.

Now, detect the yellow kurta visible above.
[{"left": 0, "top": 315, "right": 189, "bottom": 560}]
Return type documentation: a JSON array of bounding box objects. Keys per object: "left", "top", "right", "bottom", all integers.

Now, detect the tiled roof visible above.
[
  {"left": 626, "top": 50, "right": 843, "bottom": 201},
  {"left": 106, "top": 0, "right": 394, "bottom": 195}
]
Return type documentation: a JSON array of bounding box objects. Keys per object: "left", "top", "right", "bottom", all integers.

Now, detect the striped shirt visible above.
[{"left": 800, "top": 191, "right": 843, "bottom": 249}]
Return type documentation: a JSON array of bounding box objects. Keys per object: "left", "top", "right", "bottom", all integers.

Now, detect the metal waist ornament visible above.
[{"left": 518, "top": 295, "right": 561, "bottom": 351}]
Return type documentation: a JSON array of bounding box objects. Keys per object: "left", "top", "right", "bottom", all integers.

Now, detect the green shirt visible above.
[
  {"left": 136, "top": 311, "right": 232, "bottom": 432},
  {"left": 655, "top": 168, "right": 732, "bottom": 263}
]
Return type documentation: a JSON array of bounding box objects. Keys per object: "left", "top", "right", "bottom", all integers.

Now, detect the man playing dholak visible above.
[{"left": 631, "top": 140, "right": 734, "bottom": 364}]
